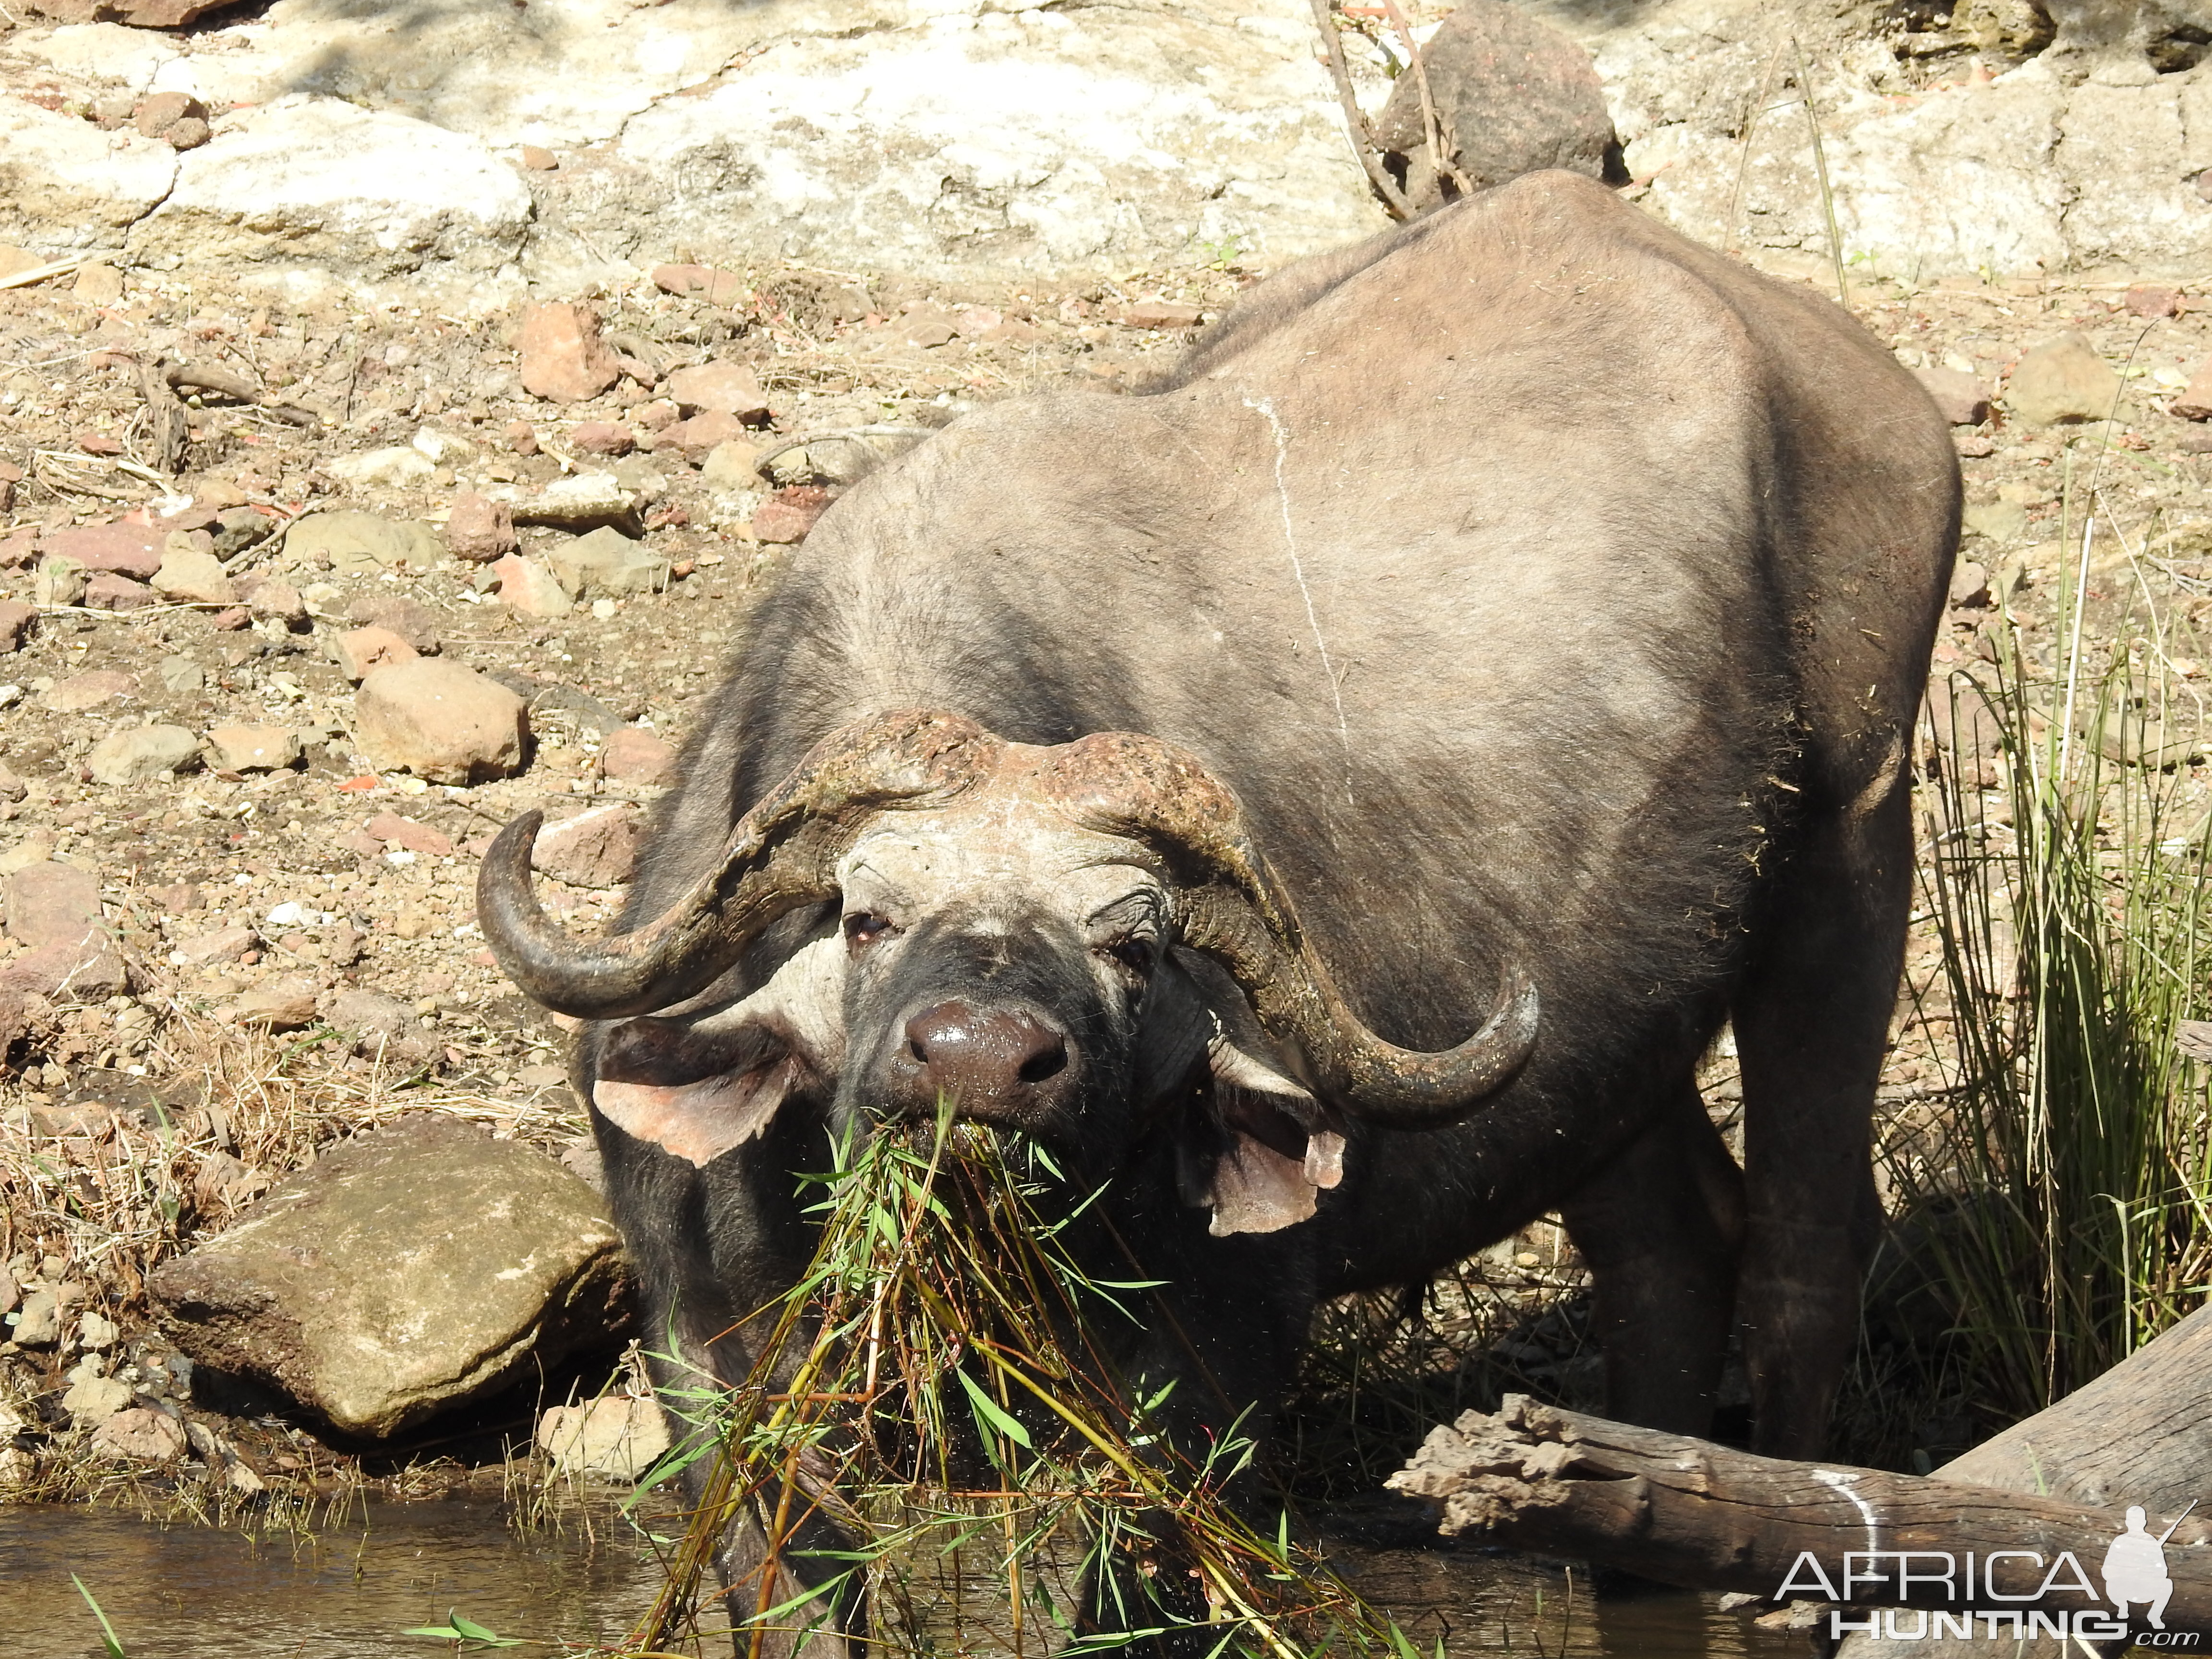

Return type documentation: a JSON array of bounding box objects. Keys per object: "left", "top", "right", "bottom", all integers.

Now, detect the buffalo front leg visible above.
[
  {"left": 1558, "top": 1079, "right": 1744, "bottom": 1436},
  {"left": 1729, "top": 780, "right": 1908, "bottom": 1458}
]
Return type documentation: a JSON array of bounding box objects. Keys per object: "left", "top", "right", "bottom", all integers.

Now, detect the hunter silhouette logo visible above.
[{"left": 2105, "top": 1501, "right": 2197, "bottom": 1630}]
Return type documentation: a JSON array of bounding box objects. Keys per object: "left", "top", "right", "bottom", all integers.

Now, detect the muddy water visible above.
[{"left": 0, "top": 1502, "right": 1803, "bottom": 1658}]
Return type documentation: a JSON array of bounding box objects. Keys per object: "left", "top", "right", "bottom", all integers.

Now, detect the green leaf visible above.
[
  {"left": 71, "top": 1575, "right": 126, "bottom": 1659},
  {"left": 955, "top": 1368, "right": 1033, "bottom": 1448}
]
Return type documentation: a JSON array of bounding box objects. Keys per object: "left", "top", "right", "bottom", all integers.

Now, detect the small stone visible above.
[
  {"left": 171, "top": 926, "right": 259, "bottom": 965},
  {"left": 0, "top": 765, "right": 23, "bottom": 804},
  {"left": 204, "top": 725, "right": 302, "bottom": 773},
  {"left": 363, "top": 811, "right": 453, "bottom": 856},
  {"left": 599, "top": 727, "right": 677, "bottom": 786},
  {"left": 91, "top": 1407, "right": 188, "bottom": 1465},
  {"left": 78, "top": 1310, "right": 119, "bottom": 1349},
  {"left": 535, "top": 1395, "right": 670, "bottom": 1481},
  {"left": 132, "top": 91, "right": 207, "bottom": 141},
  {"left": 1955, "top": 433, "right": 1996, "bottom": 457},
  {"left": 9, "top": 1289, "right": 59, "bottom": 1347},
  {"left": 664, "top": 361, "right": 769, "bottom": 422},
  {"left": 1948, "top": 560, "right": 1991, "bottom": 608},
  {"left": 210, "top": 606, "right": 252, "bottom": 632},
  {"left": 155, "top": 882, "right": 203, "bottom": 914},
  {"left": 329, "top": 986, "right": 436, "bottom": 1063},
  {"left": 73, "top": 262, "right": 124, "bottom": 305},
  {"left": 2172, "top": 359, "right": 2212, "bottom": 422},
  {"left": 151, "top": 545, "right": 238, "bottom": 605},
  {"left": 87, "top": 725, "right": 201, "bottom": 786},
  {"left": 287, "top": 511, "right": 443, "bottom": 573},
  {"left": 84, "top": 572, "right": 157, "bottom": 612},
  {"left": 62, "top": 1370, "right": 134, "bottom": 1426},
  {"left": 489, "top": 553, "right": 574, "bottom": 618},
  {"left": 1123, "top": 299, "right": 1203, "bottom": 329},
  {"left": 2004, "top": 334, "right": 2121, "bottom": 425},
  {"left": 0, "top": 600, "right": 33, "bottom": 651},
  {"left": 332, "top": 626, "right": 418, "bottom": 683},
  {"left": 327, "top": 445, "right": 436, "bottom": 489},
  {"left": 34, "top": 559, "right": 86, "bottom": 609},
  {"left": 0, "top": 941, "right": 129, "bottom": 1000},
  {"left": 655, "top": 410, "right": 748, "bottom": 463},
  {"left": 1962, "top": 502, "right": 2029, "bottom": 545},
  {"left": 40, "top": 522, "right": 162, "bottom": 579},
  {"left": 701, "top": 439, "right": 760, "bottom": 492},
  {"left": 413, "top": 427, "right": 476, "bottom": 466},
  {"left": 212, "top": 506, "right": 276, "bottom": 560},
  {"left": 513, "top": 472, "right": 637, "bottom": 528},
  {"left": 355, "top": 659, "right": 530, "bottom": 784},
  {"left": 519, "top": 144, "right": 558, "bottom": 170},
  {"left": 571, "top": 421, "right": 635, "bottom": 457},
  {"left": 505, "top": 420, "right": 541, "bottom": 456},
  {"left": 345, "top": 597, "right": 442, "bottom": 653},
  {"left": 444, "top": 491, "right": 518, "bottom": 562},
  {"left": 230, "top": 974, "right": 321, "bottom": 1030},
  {"left": 162, "top": 116, "right": 211, "bottom": 151},
  {"left": 1914, "top": 366, "right": 1991, "bottom": 427},
  {"left": 244, "top": 578, "right": 306, "bottom": 625},
  {"left": 518, "top": 301, "right": 622, "bottom": 404},
  {"left": 5, "top": 861, "right": 101, "bottom": 948},
  {"left": 651, "top": 264, "right": 745, "bottom": 307},
  {"left": 751, "top": 485, "right": 832, "bottom": 544},
  {"left": 548, "top": 526, "right": 670, "bottom": 599},
  {"left": 530, "top": 802, "right": 644, "bottom": 887},
  {"left": 2126, "top": 286, "right": 2182, "bottom": 320},
  {"left": 157, "top": 655, "right": 205, "bottom": 695},
  {"left": 630, "top": 399, "right": 680, "bottom": 434},
  {"left": 901, "top": 308, "right": 956, "bottom": 348}
]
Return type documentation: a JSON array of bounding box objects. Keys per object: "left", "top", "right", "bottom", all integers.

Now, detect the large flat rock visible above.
[{"left": 148, "top": 1116, "right": 629, "bottom": 1439}]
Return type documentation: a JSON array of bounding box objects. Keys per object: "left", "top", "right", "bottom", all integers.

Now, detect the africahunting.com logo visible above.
[{"left": 1773, "top": 1499, "right": 2201, "bottom": 1644}]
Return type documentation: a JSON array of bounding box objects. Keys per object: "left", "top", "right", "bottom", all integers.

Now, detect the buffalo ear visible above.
[
  {"left": 1203, "top": 1034, "right": 1346, "bottom": 1238},
  {"left": 591, "top": 939, "right": 845, "bottom": 1168}
]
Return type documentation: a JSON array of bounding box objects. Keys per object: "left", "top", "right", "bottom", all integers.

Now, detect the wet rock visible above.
[
  {"left": 148, "top": 1116, "right": 630, "bottom": 1439},
  {"left": 751, "top": 485, "right": 833, "bottom": 544},
  {"left": 287, "top": 511, "right": 444, "bottom": 573},
  {"left": 536, "top": 1395, "right": 670, "bottom": 1481},
  {"left": 700, "top": 439, "right": 760, "bottom": 492},
  {"left": 229, "top": 974, "right": 321, "bottom": 1029},
  {"left": 548, "top": 527, "right": 669, "bottom": 599},
  {"left": 490, "top": 553, "right": 574, "bottom": 618},
  {"left": 41, "top": 522, "right": 162, "bottom": 580},
  {"left": 129, "top": 96, "right": 531, "bottom": 284},
  {"left": 45, "top": 671, "right": 138, "bottom": 713},
  {"left": 1914, "top": 366, "right": 1992, "bottom": 426},
  {"left": 599, "top": 727, "right": 677, "bottom": 786},
  {"left": 88, "top": 724, "right": 201, "bottom": 785},
  {"left": 652, "top": 263, "right": 745, "bottom": 307},
  {"left": 90, "top": 1407, "right": 188, "bottom": 1466},
  {"left": 151, "top": 545, "right": 237, "bottom": 605},
  {"left": 84, "top": 572, "right": 157, "bottom": 612},
  {"left": 2004, "top": 333, "right": 2122, "bottom": 424},
  {"left": 355, "top": 659, "right": 529, "bottom": 784},
  {"left": 8, "top": 1288, "right": 60, "bottom": 1347},
  {"left": 445, "top": 491, "right": 517, "bottom": 562},
  {"left": 519, "top": 301, "right": 622, "bottom": 404},
  {"left": 332, "top": 625, "right": 419, "bottom": 684},
  {"left": 665, "top": 360, "right": 769, "bottom": 423},
  {"left": 1373, "top": 0, "right": 1618, "bottom": 209},
  {"left": 0, "top": 600, "right": 33, "bottom": 651},
  {"left": 531, "top": 802, "right": 644, "bottom": 888},
  {"left": 204, "top": 725, "right": 302, "bottom": 773}
]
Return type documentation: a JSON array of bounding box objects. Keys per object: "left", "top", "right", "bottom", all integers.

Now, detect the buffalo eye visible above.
[
  {"left": 843, "top": 912, "right": 897, "bottom": 950},
  {"left": 1096, "top": 936, "right": 1154, "bottom": 978}
]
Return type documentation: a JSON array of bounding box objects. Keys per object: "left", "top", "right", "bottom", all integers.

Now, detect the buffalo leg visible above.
[
  {"left": 1729, "top": 780, "right": 1908, "bottom": 1457},
  {"left": 1558, "top": 1079, "right": 1744, "bottom": 1435}
]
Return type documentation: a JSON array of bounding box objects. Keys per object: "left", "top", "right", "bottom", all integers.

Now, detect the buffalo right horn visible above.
[{"left": 476, "top": 710, "right": 1001, "bottom": 1020}]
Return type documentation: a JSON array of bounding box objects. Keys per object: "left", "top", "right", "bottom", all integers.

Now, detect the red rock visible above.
[
  {"left": 345, "top": 597, "right": 441, "bottom": 653},
  {"left": 490, "top": 553, "right": 572, "bottom": 618},
  {"left": 505, "top": 420, "right": 541, "bottom": 457},
  {"left": 4, "top": 861, "right": 101, "bottom": 949},
  {"left": 332, "top": 626, "right": 417, "bottom": 683},
  {"left": 1913, "top": 366, "right": 1992, "bottom": 427},
  {"left": 39, "top": 522, "right": 162, "bottom": 579},
  {"left": 445, "top": 491, "right": 517, "bottom": 563},
  {"left": 210, "top": 606, "right": 251, "bottom": 631},
  {"left": 519, "top": 144, "right": 558, "bottom": 171},
  {"left": 750, "top": 485, "right": 833, "bottom": 544},
  {"left": 2173, "top": 359, "right": 2212, "bottom": 421},
  {"left": 0, "top": 599, "right": 34, "bottom": 650},
  {"left": 354, "top": 660, "right": 530, "bottom": 784},
  {"left": 364, "top": 811, "right": 454, "bottom": 857},
  {"left": 132, "top": 91, "right": 206, "bottom": 139},
  {"left": 530, "top": 802, "right": 643, "bottom": 888},
  {"left": 0, "top": 941, "right": 130, "bottom": 1000},
  {"left": 1123, "top": 299, "right": 1203, "bottom": 329},
  {"left": 0, "top": 531, "right": 35, "bottom": 569},
  {"left": 630, "top": 399, "right": 679, "bottom": 434},
  {"left": 230, "top": 974, "right": 321, "bottom": 1030},
  {"left": 571, "top": 421, "right": 635, "bottom": 457},
  {"left": 243, "top": 578, "right": 305, "bottom": 625},
  {"left": 517, "top": 302, "right": 621, "bottom": 404},
  {"left": 172, "top": 926, "right": 259, "bottom": 965},
  {"left": 76, "top": 431, "right": 124, "bottom": 456},
  {"left": 598, "top": 727, "right": 677, "bottom": 786},
  {"left": 43, "top": 671, "right": 137, "bottom": 712},
  {"left": 657, "top": 410, "right": 748, "bottom": 463},
  {"left": 84, "top": 572, "right": 156, "bottom": 611},
  {"left": 91, "top": 1407, "right": 187, "bottom": 1466},
  {"left": 651, "top": 264, "right": 745, "bottom": 308},
  {"left": 2125, "top": 286, "right": 2182, "bottom": 320},
  {"left": 664, "top": 361, "right": 769, "bottom": 422}
]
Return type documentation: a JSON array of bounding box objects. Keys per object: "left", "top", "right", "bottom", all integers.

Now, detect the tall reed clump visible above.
[
  {"left": 1876, "top": 514, "right": 2212, "bottom": 1456},
  {"left": 617, "top": 1111, "right": 1424, "bottom": 1659}
]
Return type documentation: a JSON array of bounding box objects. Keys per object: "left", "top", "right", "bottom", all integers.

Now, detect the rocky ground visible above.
[{"left": 1, "top": 234, "right": 2209, "bottom": 1503}]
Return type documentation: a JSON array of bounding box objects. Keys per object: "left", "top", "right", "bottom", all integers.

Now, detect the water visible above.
[{"left": 0, "top": 1502, "right": 1803, "bottom": 1657}]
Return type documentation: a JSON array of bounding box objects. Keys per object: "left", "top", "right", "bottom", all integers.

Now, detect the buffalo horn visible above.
[
  {"left": 476, "top": 710, "right": 1002, "bottom": 1019},
  {"left": 1048, "top": 731, "right": 1539, "bottom": 1129}
]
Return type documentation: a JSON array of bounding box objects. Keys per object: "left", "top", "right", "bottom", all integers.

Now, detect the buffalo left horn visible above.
[
  {"left": 476, "top": 710, "right": 1002, "bottom": 1020},
  {"left": 1045, "top": 731, "right": 1539, "bottom": 1130}
]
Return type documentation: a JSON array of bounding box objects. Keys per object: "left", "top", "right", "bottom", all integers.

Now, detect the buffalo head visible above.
[{"left": 477, "top": 710, "right": 1538, "bottom": 1233}]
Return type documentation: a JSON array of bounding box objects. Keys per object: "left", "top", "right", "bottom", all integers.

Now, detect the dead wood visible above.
[
  {"left": 1306, "top": 0, "right": 1414, "bottom": 220},
  {"left": 1390, "top": 1393, "right": 2212, "bottom": 1624}
]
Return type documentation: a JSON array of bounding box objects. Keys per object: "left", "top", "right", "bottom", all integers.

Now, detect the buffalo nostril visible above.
[
  {"left": 1016, "top": 1038, "right": 1067, "bottom": 1085},
  {"left": 908, "top": 1034, "right": 930, "bottom": 1064}
]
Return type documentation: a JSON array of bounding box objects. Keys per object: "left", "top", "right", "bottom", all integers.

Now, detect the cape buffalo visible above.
[{"left": 480, "top": 170, "right": 1959, "bottom": 1641}]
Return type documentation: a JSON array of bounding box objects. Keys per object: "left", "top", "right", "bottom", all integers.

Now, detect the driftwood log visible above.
[{"left": 1390, "top": 1386, "right": 2212, "bottom": 1638}]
